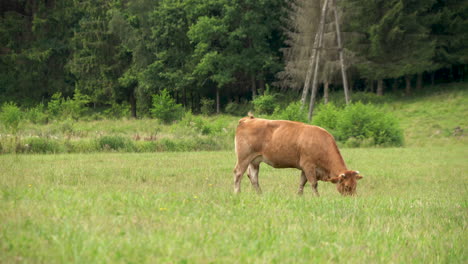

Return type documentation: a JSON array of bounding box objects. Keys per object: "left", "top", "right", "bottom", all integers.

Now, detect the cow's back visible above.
[{"left": 235, "top": 117, "right": 345, "bottom": 171}]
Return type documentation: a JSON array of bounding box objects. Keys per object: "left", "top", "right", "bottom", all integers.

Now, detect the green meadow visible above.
[
  {"left": 1, "top": 83, "right": 467, "bottom": 263},
  {"left": 1, "top": 147, "right": 467, "bottom": 263}
]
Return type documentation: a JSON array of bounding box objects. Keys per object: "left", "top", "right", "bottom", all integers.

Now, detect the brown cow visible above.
[{"left": 233, "top": 114, "right": 363, "bottom": 196}]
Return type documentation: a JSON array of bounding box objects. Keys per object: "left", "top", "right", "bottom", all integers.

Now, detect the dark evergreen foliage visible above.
[{"left": 0, "top": 0, "right": 466, "bottom": 112}]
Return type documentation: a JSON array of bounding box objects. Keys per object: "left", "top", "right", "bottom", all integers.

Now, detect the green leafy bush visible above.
[
  {"left": 0, "top": 102, "right": 22, "bottom": 133},
  {"left": 314, "top": 102, "right": 404, "bottom": 147},
  {"left": 252, "top": 90, "right": 276, "bottom": 115},
  {"left": 150, "top": 89, "right": 184, "bottom": 124},
  {"left": 47, "top": 90, "right": 90, "bottom": 120},
  {"left": 273, "top": 101, "right": 308, "bottom": 123},
  {"left": 24, "top": 137, "right": 63, "bottom": 153},
  {"left": 97, "top": 136, "right": 133, "bottom": 151},
  {"left": 179, "top": 111, "right": 208, "bottom": 135},
  {"left": 337, "top": 102, "right": 403, "bottom": 146},
  {"left": 25, "top": 103, "right": 48, "bottom": 124},
  {"left": 47, "top": 92, "right": 63, "bottom": 118},
  {"left": 61, "top": 89, "right": 90, "bottom": 120},
  {"left": 104, "top": 103, "right": 130, "bottom": 119},
  {"left": 313, "top": 103, "right": 340, "bottom": 132}
]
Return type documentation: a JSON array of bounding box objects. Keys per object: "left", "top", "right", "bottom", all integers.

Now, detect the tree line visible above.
[{"left": 1, "top": 0, "right": 466, "bottom": 117}]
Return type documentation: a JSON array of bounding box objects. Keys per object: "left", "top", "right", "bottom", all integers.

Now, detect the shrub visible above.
[
  {"left": 313, "top": 103, "right": 340, "bottom": 131},
  {"left": 104, "top": 103, "right": 130, "bottom": 119},
  {"left": 273, "top": 101, "right": 308, "bottom": 123},
  {"left": 0, "top": 102, "right": 22, "bottom": 133},
  {"left": 66, "top": 139, "right": 98, "bottom": 153},
  {"left": 47, "top": 92, "right": 63, "bottom": 118},
  {"left": 97, "top": 135, "right": 133, "bottom": 151},
  {"left": 25, "top": 103, "right": 48, "bottom": 124},
  {"left": 179, "top": 111, "right": 208, "bottom": 135},
  {"left": 61, "top": 89, "right": 90, "bottom": 120},
  {"left": 150, "top": 89, "right": 184, "bottom": 124},
  {"left": 200, "top": 98, "right": 215, "bottom": 115},
  {"left": 252, "top": 90, "right": 276, "bottom": 115},
  {"left": 24, "top": 137, "right": 62, "bottom": 153},
  {"left": 336, "top": 102, "right": 403, "bottom": 146},
  {"left": 313, "top": 102, "right": 403, "bottom": 147},
  {"left": 60, "top": 119, "right": 75, "bottom": 135},
  {"left": 47, "top": 90, "right": 90, "bottom": 120}
]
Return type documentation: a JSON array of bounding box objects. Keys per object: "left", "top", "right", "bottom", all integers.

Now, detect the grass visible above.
[
  {"left": 386, "top": 83, "right": 468, "bottom": 146},
  {"left": 0, "top": 82, "right": 467, "bottom": 262},
  {"left": 1, "top": 146, "right": 467, "bottom": 263},
  {"left": 1, "top": 83, "right": 466, "bottom": 154}
]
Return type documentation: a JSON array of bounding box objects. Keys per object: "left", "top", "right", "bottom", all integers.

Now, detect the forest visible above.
[{"left": 1, "top": 0, "right": 467, "bottom": 117}]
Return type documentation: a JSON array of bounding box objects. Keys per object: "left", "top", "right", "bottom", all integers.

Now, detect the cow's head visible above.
[{"left": 327, "top": 170, "right": 363, "bottom": 196}]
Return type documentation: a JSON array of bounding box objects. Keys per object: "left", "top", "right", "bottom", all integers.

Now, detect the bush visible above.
[
  {"left": 24, "top": 137, "right": 63, "bottom": 153},
  {"left": 0, "top": 102, "right": 22, "bottom": 133},
  {"left": 25, "top": 103, "right": 48, "bottom": 124},
  {"left": 47, "top": 92, "right": 63, "bottom": 118},
  {"left": 150, "top": 89, "right": 184, "bottom": 124},
  {"left": 47, "top": 90, "right": 90, "bottom": 120},
  {"left": 200, "top": 98, "right": 215, "bottom": 115},
  {"left": 104, "top": 103, "right": 130, "bottom": 119},
  {"left": 313, "top": 102, "right": 404, "bottom": 147},
  {"left": 337, "top": 102, "right": 403, "bottom": 146},
  {"left": 252, "top": 90, "right": 276, "bottom": 115},
  {"left": 179, "top": 111, "right": 208, "bottom": 135},
  {"left": 61, "top": 89, "right": 90, "bottom": 120},
  {"left": 97, "top": 135, "right": 133, "bottom": 151},
  {"left": 313, "top": 103, "right": 340, "bottom": 132},
  {"left": 273, "top": 101, "right": 308, "bottom": 123}
]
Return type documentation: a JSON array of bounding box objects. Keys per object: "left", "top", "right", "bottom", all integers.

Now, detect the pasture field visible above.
[{"left": 1, "top": 146, "right": 467, "bottom": 263}]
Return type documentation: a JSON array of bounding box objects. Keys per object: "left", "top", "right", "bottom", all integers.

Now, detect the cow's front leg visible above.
[
  {"left": 304, "top": 167, "right": 319, "bottom": 197},
  {"left": 297, "top": 171, "right": 307, "bottom": 195},
  {"left": 247, "top": 163, "right": 262, "bottom": 194}
]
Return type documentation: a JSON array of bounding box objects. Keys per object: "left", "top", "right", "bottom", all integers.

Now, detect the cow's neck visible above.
[{"left": 327, "top": 145, "right": 348, "bottom": 176}]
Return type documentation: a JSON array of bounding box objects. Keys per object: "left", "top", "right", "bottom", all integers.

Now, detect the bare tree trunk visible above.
[
  {"left": 301, "top": 0, "right": 330, "bottom": 109},
  {"left": 405, "top": 75, "right": 412, "bottom": 95},
  {"left": 251, "top": 75, "right": 257, "bottom": 99},
  {"left": 308, "top": 0, "right": 329, "bottom": 121},
  {"left": 183, "top": 87, "right": 187, "bottom": 107},
  {"left": 324, "top": 81, "right": 329, "bottom": 104},
  {"left": 300, "top": 29, "right": 320, "bottom": 108},
  {"left": 416, "top": 72, "right": 423, "bottom": 90},
  {"left": 332, "top": 0, "right": 350, "bottom": 104},
  {"left": 377, "top": 79, "right": 384, "bottom": 96},
  {"left": 216, "top": 88, "right": 220, "bottom": 114}
]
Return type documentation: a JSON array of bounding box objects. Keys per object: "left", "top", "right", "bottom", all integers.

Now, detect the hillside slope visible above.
[{"left": 385, "top": 83, "right": 467, "bottom": 146}]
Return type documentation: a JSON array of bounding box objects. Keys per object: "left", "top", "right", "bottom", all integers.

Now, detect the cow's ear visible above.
[
  {"left": 356, "top": 175, "right": 363, "bottom": 180},
  {"left": 328, "top": 176, "right": 342, "bottom": 184}
]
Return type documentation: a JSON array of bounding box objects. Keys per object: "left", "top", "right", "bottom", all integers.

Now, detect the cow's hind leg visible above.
[
  {"left": 304, "top": 167, "right": 320, "bottom": 197},
  {"left": 233, "top": 160, "right": 250, "bottom": 194},
  {"left": 297, "top": 171, "right": 307, "bottom": 195},
  {"left": 247, "top": 162, "right": 262, "bottom": 194}
]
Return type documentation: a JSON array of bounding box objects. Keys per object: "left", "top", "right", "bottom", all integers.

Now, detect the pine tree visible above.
[{"left": 342, "top": 0, "right": 437, "bottom": 94}]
